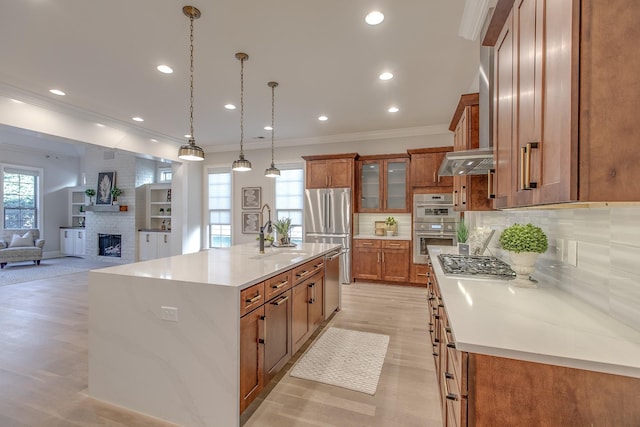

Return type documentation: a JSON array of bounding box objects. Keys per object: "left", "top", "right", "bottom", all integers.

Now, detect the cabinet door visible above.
[
  {"left": 292, "top": 282, "right": 310, "bottom": 354},
  {"left": 240, "top": 306, "right": 265, "bottom": 413},
  {"left": 264, "top": 290, "right": 292, "bottom": 383},
  {"left": 73, "top": 230, "right": 85, "bottom": 256},
  {"left": 381, "top": 247, "right": 409, "bottom": 282},
  {"left": 358, "top": 160, "right": 381, "bottom": 211},
  {"left": 327, "top": 159, "right": 353, "bottom": 188},
  {"left": 308, "top": 274, "right": 324, "bottom": 331},
  {"left": 306, "top": 160, "right": 329, "bottom": 188},
  {"left": 60, "top": 230, "right": 74, "bottom": 255},
  {"left": 353, "top": 246, "right": 380, "bottom": 280},
  {"left": 139, "top": 232, "right": 158, "bottom": 261},
  {"left": 411, "top": 152, "right": 453, "bottom": 188},
  {"left": 384, "top": 159, "right": 409, "bottom": 211},
  {"left": 157, "top": 233, "right": 171, "bottom": 258}
]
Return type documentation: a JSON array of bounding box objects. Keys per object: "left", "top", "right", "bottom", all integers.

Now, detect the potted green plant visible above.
[
  {"left": 456, "top": 218, "right": 469, "bottom": 255},
  {"left": 273, "top": 217, "right": 292, "bottom": 246},
  {"left": 85, "top": 188, "right": 96, "bottom": 205},
  {"left": 385, "top": 216, "right": 397, "bottom": 236},
  {"left": 110, "top": 187, "right": 123, "bottom": 205},
  {"left": 499, "top": 223, "right": 548, "bottom": 287}
]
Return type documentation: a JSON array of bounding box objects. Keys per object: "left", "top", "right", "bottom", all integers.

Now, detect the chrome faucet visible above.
[{"left": 259, "top": 203, "right": 272, "bottom": 254}]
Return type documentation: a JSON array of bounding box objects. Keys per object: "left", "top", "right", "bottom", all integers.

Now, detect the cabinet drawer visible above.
[
  {"left": 293, "top": 257, "right": 324, "bottom": 285},
  {"left": 353, "top": 239, "right": 382, "bottom": 248},
  {"left": 382, "top": 240, "right": 409, "bottom": 250},
  {"left": 265, "top": 271, "right": 293, "bottom": 301},
  {"left": 240, "top": 282, "right": 265, "bottom": 317}
]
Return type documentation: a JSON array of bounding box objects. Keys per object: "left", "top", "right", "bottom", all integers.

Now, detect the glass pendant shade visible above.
[
  {"left": 232, "top": 154, "right": 252, "bottom": 171},
  {"left": 179, "top": 138, "right": 204, "bottom": 161},
  {"left": 265, "top": 164, "right": 281, "bottom": 177}
]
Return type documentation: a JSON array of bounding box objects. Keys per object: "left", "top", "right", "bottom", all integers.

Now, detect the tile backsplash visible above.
[
  {"left": 355, "top": 213, "right": 412, "bottom": 239},
  {"left": 467, "top": 206, "right": 640, "bottom": 332}
]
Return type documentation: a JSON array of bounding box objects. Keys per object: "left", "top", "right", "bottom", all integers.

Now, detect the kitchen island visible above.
[{"left": 88, "top": 242, "right": 340, "bottom": 427}]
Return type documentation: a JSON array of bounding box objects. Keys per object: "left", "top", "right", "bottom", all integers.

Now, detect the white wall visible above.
[
  {"left": 0, "top": 142, "right": 80, "bottom": 255},
  {"left": 467, "top": 206, "right": 640, "bottom": 332}
]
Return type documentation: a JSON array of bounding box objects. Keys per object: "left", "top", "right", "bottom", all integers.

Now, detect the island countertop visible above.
[
  {"left": 92, "top": 242, "right": 340, "bottom": 290},
  {"left": 428, "top": 245, "right": 640, "bottom": 379}
]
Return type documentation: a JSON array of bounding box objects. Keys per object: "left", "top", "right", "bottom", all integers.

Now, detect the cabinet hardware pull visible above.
[
  {"left": 259, "top": 315, "right": 266, "bottom": 345},
  {"left": 271, "top": 295, "right": 289, "bottom": 306},
  {"left": 445, "top": 372, "right": 454, "bottom": 380},
  {"left": 519, "top": 145, "right": 526, "bottom": 191},
  {"left": 521, "top": 143, "right": 539, "bottom": 190},
  {"left": 382, "top": 252, "right": 385, "bottom": 263},
  {"left": 258, "top": 338, "right": 265, "bottom": 344},
  {"left": 146, "top": 234, "right": 150, "bottom": 243},
  {"left": 461, "top": 185, "right": 467, "bottom": 205},
  {"left": 433, "top": 171, "right": 437, "bottom": 183},
  {"left": 296, "top": 270, "right": 310, "bottom": 278},
  {"left": 271, "top": 280, "right": 288, "bottom": 289},
  {"left": 443, "top": 372, "right": 458, "bottom": 401},
  {"left": 487, "top": 168, "right": 496, "bottom": 199},
  {"left": 388, "top": 243, "right": 400, "bottom": 247},
  {"left": 245, "top": 294, "right": 262, "bottom": 304},
  {"left": 362, "top": 242, "right": 373, "bottom": 246},
  {"left": 417, "top": 273, "right": 428, "bottom": 277},
  {"left": 314, "top": 263, "right": 324, "bottom": 269},
  {"left": 163, "top": 235, "right": 167, "bottom": 244},
  {"left": 444, "top": 327, "right": 456, "bottom": 349}
]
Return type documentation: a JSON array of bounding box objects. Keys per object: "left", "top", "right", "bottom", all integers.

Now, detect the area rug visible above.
[
  {"left": 0, "top": 258, "right": 110, "bottom": 287},
  {"left": 290, "top": 327, "right": 390, "bottom": 395}
]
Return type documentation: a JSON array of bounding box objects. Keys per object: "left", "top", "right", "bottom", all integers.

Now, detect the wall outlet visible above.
[{"left": 160, "top": 306, "right": 178, "bottom": 322}]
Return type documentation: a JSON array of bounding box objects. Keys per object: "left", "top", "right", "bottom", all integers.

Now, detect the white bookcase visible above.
[
  {"left": 68, "top": 186, "right": 87, "bottom": 228},
  {"left": 137, "top": 183, "right": 172, "bottom": 230}
]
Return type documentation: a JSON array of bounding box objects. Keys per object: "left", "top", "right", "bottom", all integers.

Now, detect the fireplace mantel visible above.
[{"left": 85, "top": 205, "right": 127, "bottom": 212}]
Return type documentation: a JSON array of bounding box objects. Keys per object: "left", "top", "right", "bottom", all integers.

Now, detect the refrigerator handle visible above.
[{"left": 327, "top": 191, "right": 332, "bottom": 231}]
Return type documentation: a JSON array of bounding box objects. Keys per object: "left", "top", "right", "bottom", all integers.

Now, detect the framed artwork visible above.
[
  {"left": 96, "top": 172, "right": 116, "bottom": 205},
  {"left": 242, "top": 212, "right": 260, "bottom": 234},
  {"left": 242, "top": 187, "right": 261, "bottom": 210}
]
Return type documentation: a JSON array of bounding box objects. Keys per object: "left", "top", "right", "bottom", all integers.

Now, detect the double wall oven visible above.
[{"left": 413, "top": 194, "right": 458, "bottom": 264}]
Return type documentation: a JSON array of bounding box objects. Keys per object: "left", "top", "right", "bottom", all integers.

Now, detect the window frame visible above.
[
  {"left": 273, "top": 163, "right": 304, "bottom": 246},
  {"left": 1, "top": 164, "right": 43, "bottom": 231},
  {"left": 206, "top": 168, "right": 232, "bottom": 248}
]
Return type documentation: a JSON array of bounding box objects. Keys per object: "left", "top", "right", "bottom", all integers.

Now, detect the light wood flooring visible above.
[{"left": 0, "top": 271, "right": 441, "bottom": 426}]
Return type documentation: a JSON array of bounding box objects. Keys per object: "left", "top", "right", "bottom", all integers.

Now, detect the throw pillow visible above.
[{"left": 9, "top": 231, "right": 34, "bottom": 248}]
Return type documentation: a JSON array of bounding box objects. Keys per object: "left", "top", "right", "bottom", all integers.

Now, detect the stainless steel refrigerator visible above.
[{"left": 304, "top": 188, "right": 351, "bottom": 284}]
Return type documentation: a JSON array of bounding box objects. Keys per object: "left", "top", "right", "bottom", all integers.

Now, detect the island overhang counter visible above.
[{"left": 88, "top": 242, "right": 341, "bottom": 427}]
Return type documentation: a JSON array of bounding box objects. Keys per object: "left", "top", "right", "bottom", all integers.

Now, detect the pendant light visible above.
[
  {"left": 265, "top": 81, "right": 281, "bottom": 177},
  {"left": 231, "top": 52, "right": 251, "bottom": 171},
  {"left": 178, "top": 6, "right": 205, "bottom": 161}
]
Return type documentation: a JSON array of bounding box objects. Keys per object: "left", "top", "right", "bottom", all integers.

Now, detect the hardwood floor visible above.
[{"left": 0, "top": 272, "right": 441, "bottom": 426}]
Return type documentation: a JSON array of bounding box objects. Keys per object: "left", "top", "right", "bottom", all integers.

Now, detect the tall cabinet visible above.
[
  {"left": 60, "top": 186, "right": 86, "bottom": 257},
  {"left": 136, "top": 183, "right": 172, "bottom": 261}
]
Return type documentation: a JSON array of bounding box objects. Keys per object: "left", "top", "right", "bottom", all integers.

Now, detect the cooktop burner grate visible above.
[{"left": 438, "top": 254, "right": 516, "bottom": 280}]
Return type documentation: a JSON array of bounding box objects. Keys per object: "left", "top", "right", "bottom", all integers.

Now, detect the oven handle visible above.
[
  {"left": 414, "top": 203, "right": 454, "bottom": 208},
  {"left": 415, "top": 232, "right": 456, "bottom": 237}
]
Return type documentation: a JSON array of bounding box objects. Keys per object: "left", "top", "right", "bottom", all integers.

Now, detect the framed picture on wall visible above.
[
  {"left": 96, "top": 171, "right": 116, "bottom": 205},
  {"left": 242, "top": 187, "right": 261, "bottom": 210},
  {"left": 242, "top": 212, "right": 260, "bottom": 234}
]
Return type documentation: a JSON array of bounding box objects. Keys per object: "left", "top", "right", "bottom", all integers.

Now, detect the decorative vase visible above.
[
  {"left": 507, "top": 251, "right": 540, "bottom": 288},
  {"left": 458, "top": 242, "right": 470, "bottom": 256}
]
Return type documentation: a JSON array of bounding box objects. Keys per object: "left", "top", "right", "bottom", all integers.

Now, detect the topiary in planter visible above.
[{"left": 499, "top": 223, "right": 548, "bottom": 254}]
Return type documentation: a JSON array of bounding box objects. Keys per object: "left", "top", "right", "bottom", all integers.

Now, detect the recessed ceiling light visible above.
[
  {"left": 150, "top": 138, "right": 158, "bottom": 142},
  {"left": 10, "top": 99, "right": 24, "bottom": 104},
  {"left": 132, "top": 117, "right": 144, "bottom": 122},
  {"left": 184, "top": 134, "right": 191, "bottom": 138},
  {"left": 318, "top": 115, "right": 328, "bottom": 121},
  {"left": 225, "top": 104, "right": 236, "bottom": 110},
  {"left": 96, "top": 123, "right": 105, "bottom": 127},
  {"left": 264, "top": 126, "right": 273, "bottom": 131},
  {"left": 365, "top": 11, "right": 384, "bottom": 25},
  {"left": 388, "top": 106, "right": 399, "bottom": 113},
  {"left": 49, "top": 89, "right": 65, "bottom": 96},
  {"left": 157, "top": 65, "right": 173, "bottom": 74},
  {"left": 379, "top": 72, "right": 393, "bottom": 80}
]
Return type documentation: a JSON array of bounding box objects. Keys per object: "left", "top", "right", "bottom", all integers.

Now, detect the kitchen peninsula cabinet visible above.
[
  {"left": 291, "top": 258, "right": 325, "bottom": 353},
  {"left": 302, "top": 153, "right": 358, "bottom": 189},
  {"left": 450, "top": 94, "right": 493, "bottom": 212},
  {"left": 240, "top": 302, "right": 264, "bottom": 413},
  {"left": 408, "top": 147, "right": 453, "bottom": 189},
  {"left": 356, "top": 155, "right": 410, "bottom": 213},
  {"left": 488, "top": 0, "right": 640, "bottom": 207},
  {"left": 353, "top": 239, "right": 410, "bottom": 283}
]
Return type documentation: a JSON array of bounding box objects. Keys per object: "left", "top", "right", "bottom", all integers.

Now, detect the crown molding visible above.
[{"left": 458, "top": 0, "right": 494, "bottom": 41}]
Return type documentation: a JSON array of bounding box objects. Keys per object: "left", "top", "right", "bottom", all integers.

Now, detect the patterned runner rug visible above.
[{"left": 290, "top": 327, "right": 390, "bottom": 395}]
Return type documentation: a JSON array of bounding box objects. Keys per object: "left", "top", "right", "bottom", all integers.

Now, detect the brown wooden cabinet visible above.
[
  {"left": 450, "top": 94, "right": 493, "bottom": 212},
  {"left": 240, "top": 304, "right": 264, "bottom": 414},
  {"left": 407, "top": 147, "right": 454, "bottom": 188},
  {"left": 353, "top": 239, "right": 409, "bottom": 283},
  {"left": 302, "top": 153, "right": 358, "bottom": 189},
  {"left": 263, "top": 289, "right": 292, "bottom": 384},
  {"left": 292, "top": 271, "right": 324, "bottom": 354},
  {"left": 356, "top": 155, "right": 410, "bottom": 213},
  {"left": 488, "top": 0, "right": 640, "bottom": 207}
]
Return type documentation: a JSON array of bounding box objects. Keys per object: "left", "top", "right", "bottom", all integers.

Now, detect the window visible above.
[
  {"left": 208, "top": 170, "right": 231, "bottom": 248},
  {"left": 159, "top": 167, "right": 172, "bottom": 182},
  {"left": 274, "top": 167, "right": 304, "bottom": 245},
  {"left": 3, "top": 166, "right": 41, "bottom": 229}
]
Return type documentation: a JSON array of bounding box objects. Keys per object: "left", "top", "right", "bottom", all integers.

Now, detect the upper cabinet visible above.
[
  {"left": 302, "top": 153, "right": 358, "bottom": 189},
  {"left": 357, "top": 155, "right": 410, "bottom": 213},
  {"left": 488, "top": 0, "right": 640, "bottom": 207},
  {"left": 450, "top": 94, "right": 494, "bottom": 211},
  {"left": 407, "top": 147, "right": 454, "bottom": 189}
]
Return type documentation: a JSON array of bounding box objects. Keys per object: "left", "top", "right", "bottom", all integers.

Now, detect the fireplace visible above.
[{"left": 98, "top": 234, "right": 122, "bottom": 258}]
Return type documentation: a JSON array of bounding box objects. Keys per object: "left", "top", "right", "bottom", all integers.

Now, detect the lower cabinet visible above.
[
  {"left": 60, "top": 228, "right": 85, "bottom": 257},
  {"left": 138, "top": 231, "right": 171, "bottom": 261},
  {"left": 353, "top": 239, "right": 410, "bottom": 283},
  {"left": 240, "top": 256, "right": 325, "bottom": 413}
]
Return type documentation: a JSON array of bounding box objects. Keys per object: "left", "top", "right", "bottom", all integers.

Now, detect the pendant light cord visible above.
[
  {"left": 239, "top": 56, "right": 245, "bottom": 156},
  {"left": 188, "top": 13, "right": 195, "bottom": 144},
  {"left": 271, "top": 83, "right": 275, "bottom": 164}
]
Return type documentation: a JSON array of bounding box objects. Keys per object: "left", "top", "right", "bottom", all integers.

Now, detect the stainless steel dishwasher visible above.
[{"left": 324, "top": 250, "right": 341, "bottom": 319}]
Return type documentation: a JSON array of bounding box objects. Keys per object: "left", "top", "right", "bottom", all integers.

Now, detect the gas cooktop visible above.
[{"left": 438, "top": 254, "right": 516, "bottom": 280}]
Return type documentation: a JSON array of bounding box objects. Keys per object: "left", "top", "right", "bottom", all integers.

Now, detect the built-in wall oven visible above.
[{"left": 413, "top": 194, "right": 458, "bottom": 264}]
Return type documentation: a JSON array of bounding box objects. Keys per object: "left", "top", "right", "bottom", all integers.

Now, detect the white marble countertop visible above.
[
  {"left": 428, "top": 245, "right": 640, "bottom": 379},
  {"left": 91, "top": 242, "right": 340, "bottom": 290},
  {"left": 353, "top": 234, "right": 411, "bottom": 241}
]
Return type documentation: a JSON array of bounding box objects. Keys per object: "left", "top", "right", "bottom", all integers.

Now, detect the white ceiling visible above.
[{"left": 1, "top": 0, "right": 480, "bottom": 155}]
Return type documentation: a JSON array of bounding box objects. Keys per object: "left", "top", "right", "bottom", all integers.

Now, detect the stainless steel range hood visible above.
[
  {"left": 439, "top": 6, "right": 495, "bottom": 177},
  {"left": 438, "top": 147, "right": 494, "bottom": 176}
]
